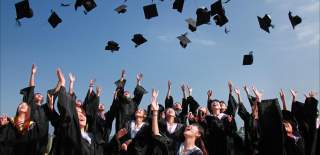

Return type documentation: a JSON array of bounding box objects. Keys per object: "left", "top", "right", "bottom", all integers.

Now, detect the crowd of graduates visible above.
[{"left": 0, "top": 64, "right": 319, "bottom": 155}]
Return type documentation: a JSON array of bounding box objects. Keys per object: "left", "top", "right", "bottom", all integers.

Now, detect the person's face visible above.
[
  {"left": 34, "top": 93, "right": 43, "bottom": 105},
  {"left": 220, "top": 102, "right": 227, "bottom": 113},
  {"left": 76, "top": 100, "right": 82, "bottom": 107},
  {"left": 76, "top": 106, "right": 87, "bottom": 129},
  {"left": 174, "top": 103, "right": 182, "bottom": 111},
  {"left": 98, "top": 103, "right": 105, "bottom": 112},
  {"left": 211, "top": 102, "right": 221, "bottom": 113},
  {"left": 135, "top": 108, "right": 145, "bottom": 119},
  {"left": 283, "top": 122, "right": 293, "bottom": 134},
  {"left": 184, "top": 125, "right": 200, "bottom": 138},
  {"left": 18, "top": 102, "right": 29, "bottom": 113},
  {"left": 124, "top": 91, "right": 131, "bottom": 99},
  {"left": 166, "top": 108, "right": 176, "bottom": 118},
  {"left": 198, "top": 107, "right": 207, "bottom": 118}
]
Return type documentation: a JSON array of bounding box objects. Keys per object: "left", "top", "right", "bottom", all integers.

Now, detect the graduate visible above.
[
  {"left": 109, "top": 70, "right": 147, "bottom": 132},
  {"left": 151, "top": 89, "right": 207, "bottom": 155},
  {"left": 19, "top": 64, "right": 50, "bottom": 155}
]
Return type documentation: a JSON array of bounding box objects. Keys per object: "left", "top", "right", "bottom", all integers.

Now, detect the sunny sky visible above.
[{"left": 1, "top": 0, "right": 319, "bottom": 129}]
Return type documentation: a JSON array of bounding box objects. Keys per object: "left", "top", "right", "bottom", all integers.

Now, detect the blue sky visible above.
[{"left": 1, "top": 0, "right": 319, "bottom": 128}]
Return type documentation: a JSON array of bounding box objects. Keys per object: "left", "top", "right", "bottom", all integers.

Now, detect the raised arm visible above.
[
  {"left": 279, "top": 89, "right": 287, "bottom": 110},
  {"left": 252, "top": 86, "right": 262, "bottom": 120},
  {"left": 29, "top": 64, "right": 36, "bottom": 87},
  {"left": 68, "top": 73, "right": 75, "bottom": 96},
  {"left": 235, "top": 88, "right": 241, "bottom": 104},
  {"left": 244, "top": 85, "right": 255, "bottom": 106},
  {"left": 290, "top": 89, "right": 297, "bottom": 103},
  {"left": 165, "top": 80, "right": 174, "bottom": 109},
  {"left": 133, "top": 73, "right": 147, "bottom": 105},
  {"left": 227, "top": 81, "right": 237, "bottom": 116},
  {"left": 151, "top": 89, "right": 160, "bottom": 136}
]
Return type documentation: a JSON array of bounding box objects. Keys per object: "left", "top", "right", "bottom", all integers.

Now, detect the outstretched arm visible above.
[
  {"left": 29, "top": 64, "right": 36, "bottom": 87},
  {"left": 279, "top": 89, "right": 287, "bottom": 110},
  {"left": 252, "top": 86, "right": 262, "bottom": 119},
  {"left": 151, "top": 89, "right": 160, "bottom": 136},
  {"left": 165, "top": 80, "right": 174, "bottom": 109},
  {"left": 68, "top": 73, "right": 75, "bottom": 96}
]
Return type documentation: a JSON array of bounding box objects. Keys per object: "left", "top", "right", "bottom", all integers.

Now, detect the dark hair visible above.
[
  {"left": 207, "top": 99, "right": 219, "bottom": 114},
  {"left": 193, "top": 123, "right": 208, "bottom": 155},
  {"left": 14, "top": 102, "right": 31, "bottom": 134}
]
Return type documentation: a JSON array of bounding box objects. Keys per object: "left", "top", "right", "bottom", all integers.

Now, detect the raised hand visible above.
[
  {"left": 56, "top": 68, "right": 65, "bottom": 87},
  {"left": 168, "top": 80, "right": 172, "bottom": 90},
  {"left": 0, "top": 114, "right": 9, "bottom": 126},
  {"left": 47, "top": 93, "right": 54, "bottom": 111},
  {"left": 137, "top": 73, "right": 143, "bottom": 81},
  {"left": 31, "top": 64, "right": 37, "bottom": 75},
  {"left": 89, "top": 79, "right": 95, "bottom": 87},
  {"left": 69, "top": 73, "right": 75, "bottom": 83},
  {"left": 121, "top": 69, "right": 126, "bottom": 79},
  {"left": 228, "top": 80, "right": 233, "bottom": 94},
  {"left": 96, "top": 86, "right": 102, "bottom": 97},
  {"left": 305, "top": 91, "right": 318, "bottom": 98},
  {"left": 187, "top": 85, "right": 192, "bottom": 96},
  {"left": 151, "top": 89, "right": 159, "bottom": 111},
  {"left": 235, "top": 88, "right": 240, "bottom": 96},
  {"left": 252, "top": 86, "right": 262, "bottom": 102},
  {"left": 207, "top": 89, "right": 213, "bottom": 98},
  {"left": 279, "top": 89, "right": 287, "bottom": 110}
]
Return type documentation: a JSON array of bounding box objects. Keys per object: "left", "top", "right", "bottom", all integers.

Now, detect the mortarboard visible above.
[
  {"left": 131, "top": 34, "right": 147, "bottom": 48},
  {"left": 48, "top": 11, "right": 62, "bottom": 28},
  {"left": 105, "top": 41, "right": 120, "bottom": 52},
  {"left": 210, "top": 0, "right": 224, "bottom": 16},
  {"left": 172, "top": 0, "right": 184, "bottom": 13},
  {"left": 177, "top": 33, "right": 191, "bottom": 48},
  {"left": 213, "top": 14, "right": 228, "bottom": 27},
  {"left": 185, "top": 18, "right": 197, "bottom": 32},
  {"left": 196, "top": 7, "right": 211, "bottom": 26},
  {"left": 243, "top": 51, "right": 253, "bottom": 65},
  {"left": 83, "top": 0, "right": 97, "bottom": 14},
  {"left": 258, "top": 14, "right": 274, "bottom": 33},
  {"left": 288, "top": 11, "right": 302, "bottom": 29},
  {"left": 115, "top": 4, "right": 127, "bottom": 14},
  {"left": 15, "top": 0, "right": 33, "bottom": 20},
  {"left": 143, "top": 4, "right": 158, "bottom": 20}
]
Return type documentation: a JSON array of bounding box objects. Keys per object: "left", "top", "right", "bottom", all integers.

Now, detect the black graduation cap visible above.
[
  {"left": 83, "top": 0, "right": 97, "bottom": 13},
  {"left": 48, "top": 11, "right": 62, "bottom": 28},
  {"left": 172, "top": 0, "right": 184, "bottom": 13},
  {"left": 210, "top": 0, "right": 224, "bottom": 16},
  {"left": 185, "top": 18, "right": 197, "bottom": 32},
  {"left": 196, "top": 7, "right": 211, "bottom": 26},
  {"left": 143, "top": 4, "right": 158, "bottom": 20},
  {"left": 105, "top": 41, "right": 120, "bottom": 52},
  {"left": 75, "top": 0, "right": 83, "bottom": 10},
  {"left": 115, "top": 4, "right": 127, "bottom": 14},
  {"left": 15, "top": 0, "right": 33, "bottom": 20},
  {"left": 288, "top": 11, "right": 302, "bottom": 29},
  {"left": 243, "top": 51, "right": 253, "bottom": 65},
  {"left": 213, "top": 14, "right": 228, "bottom": 27},
  {"left": 257, "top": 14, "right": 274, "bottom": 33},
  {"left": 177, "top": 33, "right": 191, "bottom": 48},
  {"left": 131, "top": 34, "right": 147, "bottom": 48}
]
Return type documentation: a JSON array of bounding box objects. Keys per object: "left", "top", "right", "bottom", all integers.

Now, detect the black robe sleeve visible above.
[
  {"left": 227, "top": 94, "right": 238, "bottom": 116},
  {"left": 165, "top": 96, "right": 174, "bottom": 109},
  {"left": 132, "top": 85, "right": 147, "bottom": 106},
  {"left": 186, "top": 96, "right": 200, "bottom": 115},
  {"left": 258, "top": 99, "right": 285, "bottom": 155}
]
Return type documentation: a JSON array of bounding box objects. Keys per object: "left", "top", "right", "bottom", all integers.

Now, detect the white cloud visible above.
[{"left": 192, "top": 38, "right": 216, "bottom": 46}]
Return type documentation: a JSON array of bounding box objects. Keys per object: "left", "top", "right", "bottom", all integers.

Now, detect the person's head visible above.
[
  {"left": 15, "top": 102, "right": 31, "bottom": 124},
  {"left": 34, "top": 93, "right": 44, "bottom": 105},
  {"left": 283, "top": 120, "right": 293, "bottom": 134},
  {"left": 75, "top": 106, "right": 87, "bottom": 130},
  {"left": 174, "top": 102, "right": 182, "bottom": 111},
  {"left": 124, "top": 91, "right": 131, "bottom": 99},
  {"left": 98, "top": 103, "right": 105, "bottom": 112},
  {"left": 219, "top": 101, "right": 227, "bottom": 113},
  {"left": 76, "top": 100, "right": 82, "bottom": 107},
  {"left": 197, "top": 107, "right": 208, "bottom": 119},
  {"left": 209, "top": 100, "right": 221, "bottom": 115},
  {"left": 135, "top": 108, "right": 146, "bottom": 122},
  {"left": 165, "top": 108, "right": 176, "bottom": 118}
]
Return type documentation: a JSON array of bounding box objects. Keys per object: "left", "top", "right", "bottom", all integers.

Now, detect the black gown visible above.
[
  {"left": 110, "top": 79, "right": 147, "bottom": 132},
  {"left": 20, "top": 86, "right": 50, "bottom": 155}
]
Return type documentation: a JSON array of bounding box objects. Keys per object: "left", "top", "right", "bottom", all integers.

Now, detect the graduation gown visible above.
[
  {"left": 50, "top": 86, "right": 102, "bottom": 155},
  {"left": 237, "top": 102, "right": 261, "bottom": 155},
  {"left": 258, "top": 99, "right": 285, "bottom": 155},
  {"left": 110, "top": 79, "right": 147, "bottom": 132},
  {"left": 20, "top": 86, "right": 50, "bottom": 155}
]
